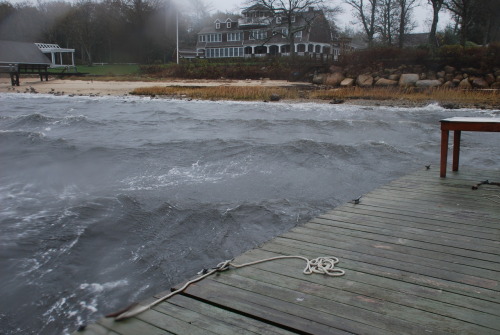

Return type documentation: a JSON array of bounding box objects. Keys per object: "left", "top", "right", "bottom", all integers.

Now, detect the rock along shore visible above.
[{"left": 313, "top": 64, "right": 500, "bottom": 90}]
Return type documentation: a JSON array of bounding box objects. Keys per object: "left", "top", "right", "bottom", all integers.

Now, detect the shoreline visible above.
[
  {"left": 0, "top": 77, "right": 304, "bottom": 96},
  {"left": 1, "top": 77, "right": 498, "bottom": 109}
]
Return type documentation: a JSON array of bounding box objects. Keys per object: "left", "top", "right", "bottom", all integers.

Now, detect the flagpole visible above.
[{"left": 176, "top": 11, "right": 179, "bottom": 64}]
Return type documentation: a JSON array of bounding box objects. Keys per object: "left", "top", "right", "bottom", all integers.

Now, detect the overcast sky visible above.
[
  {"left": 208, "top": 0, "right": 452, "bottom": 33},
  {"left": 6, "top": 0, "right": 452, "bottom": 33}
]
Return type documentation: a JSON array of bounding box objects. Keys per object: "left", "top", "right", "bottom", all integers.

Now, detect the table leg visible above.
[
  {"left": 440, "top": 129, "right": 449, "bottom": 178},
  {"left": 452, "top": 130, "right": 461, "bottom": 171}
]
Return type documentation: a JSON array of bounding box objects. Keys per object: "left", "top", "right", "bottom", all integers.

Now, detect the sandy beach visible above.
[
  {"left": 0, "top": 76, "right": 305, "bottom": 96},
  {"left": 2, "top": 76, "right": 497, "bottom": 109}
]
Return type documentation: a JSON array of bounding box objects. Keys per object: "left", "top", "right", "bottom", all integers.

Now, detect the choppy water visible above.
[{"left": 0, "top": 93, "right": 499, "bottom": 334}]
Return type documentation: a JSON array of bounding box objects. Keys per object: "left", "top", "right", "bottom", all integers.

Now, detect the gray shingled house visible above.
[{"left": 194, "top": 5, "right": 339, "bottom": 60}]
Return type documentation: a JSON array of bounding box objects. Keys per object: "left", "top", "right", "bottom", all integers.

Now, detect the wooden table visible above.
[{"left": 440, "top": 117, "right": 500, "bottom": 177}]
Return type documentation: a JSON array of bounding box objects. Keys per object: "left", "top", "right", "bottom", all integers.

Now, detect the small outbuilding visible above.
[
  {"left": 34, "top": 43, "right": 75, "bottom": 69},
  {"left": 0, "top": 40, "right": 74, "bottom": 86}
]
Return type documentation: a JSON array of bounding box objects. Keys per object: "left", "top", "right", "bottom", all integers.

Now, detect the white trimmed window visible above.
[
  {"left": 295, "top": 30, "right": 302, "bottom": 38},
  {"left": 207, "top": 34, "right": 222, "bottom": 42},
  {"left": 206, "top": 47, "right": 244, "bottom": 58},
  {"left": 199, "top": 35, "right": 206, "bottom": 42},
  {"left": 227, "top": 32, "right": 243, "bottom": 41},
  {"left": 276, "top": 16, "right": 281, "bottom": 24},
  {"left": 216, "top": 22, "right": 220, "bottom": 29},
  {"left": 250, "top": 30, "right": 267, "bottom": 40},
  {"left": 291, "top": 16, "right": 296, "bottom": 23}
]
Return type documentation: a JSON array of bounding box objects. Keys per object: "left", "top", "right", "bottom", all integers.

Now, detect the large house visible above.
[{"left": 193, "top": 5, "right": 340, "bottom": 60}]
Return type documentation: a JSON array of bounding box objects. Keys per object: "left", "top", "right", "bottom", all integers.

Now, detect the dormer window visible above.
[
  {"left": 225, "top": 18, "right": 232, "bottom": 28},
  {"left": 215, "top": 19, "right": 221, "bottom": 29},
  {"left": 276, "top": 16, "right": 282, "bottom": 24}
]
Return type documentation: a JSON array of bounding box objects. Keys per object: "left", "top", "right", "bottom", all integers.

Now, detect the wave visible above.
[
  {"left": 7, "top": 113, "right": 54, "bottom": 126},
  {"left": 0, "top": 130, "right": 74, "bottom": 152},
  {"left": 165, "top": 116, "right": 397, "bottom": 131},
  {"left": 0, "top": 129, "right": 47, "bottom": 143},
  {"left": 2, "top": 113, "right": 103, "bottom": 128}
]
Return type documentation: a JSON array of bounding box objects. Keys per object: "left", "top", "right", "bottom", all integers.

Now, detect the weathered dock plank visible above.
[{"left": 77, "top": 168, "right": 500, "bottom": 335}]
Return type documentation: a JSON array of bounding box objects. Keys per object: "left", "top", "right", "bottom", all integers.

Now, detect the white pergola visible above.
[{"left": 34, "top": 43, "right": 75, "bottom": 69}]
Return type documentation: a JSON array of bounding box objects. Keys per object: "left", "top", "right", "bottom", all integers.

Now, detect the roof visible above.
[
  {"left": 0, "top": 40, "right": 51, "bottom": 65},
  {"left": 242, "top": 4, "right": 269, "bottom": 13},
  {"left": 35, "top": 42, "right": 75, "bottom": 53},
  {"left": 402, "top": 33, "right": 430, "bottom": 47}
]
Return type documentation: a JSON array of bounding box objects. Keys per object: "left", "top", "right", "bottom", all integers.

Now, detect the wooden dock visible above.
[{"left": 78, "top": 168, "right": 500, "bottom": 335}]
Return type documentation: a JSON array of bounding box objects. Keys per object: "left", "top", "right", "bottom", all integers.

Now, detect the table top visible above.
[{"left": 440, "top": 117, "right": 500, "bottom": 123}]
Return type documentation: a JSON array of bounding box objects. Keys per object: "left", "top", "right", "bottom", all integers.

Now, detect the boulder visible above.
[
  {"left": 325, "top": 72, "right": 345, "bottom": 86},
  {"left": 441, "top": 103, "right": 459, "bottom": 109},
  {"left": 270, "top": 94, "right": 281, "bottom": 101},
  {"left": 384, "top": 68, "right": 398, "bottom": 74},
  {"left": 458, "top": 78, "right": 472, "bottom": 89},
  {"left": 413, "top": 65, "right": 425, "bottom": 73},
  {"left": 415, "top": 80, "right": 442, "bottom": 88},
  {"left": 399, "top": 74, "right": 419, "bottom": 87},
  {"left": 472, "top": 77, "right": 489, "bottom": 89},
  {"left": 375, "top": 78, "right": 398, "bottom": 87},
  {"left": 329, "top": 65, "right": 344, "bottom": 74},
  {"left": 437, "top": 71, "right": 445, "bottom": 79},
  {"left": 443, "top": 66, "right": 456, "bottom": 74},
  {"left": 427, "top": 71, "right": 437, "bottom": 80},
  {"left": 442, "top": 81, "right": 456, "bottom": 88},
  {"left": 484, "top": 74, "right": 495, "bottom": 85},
  {"left": 340, "top": 78, "right": 355, "bottom": 87},
  {"left": 312, "top": 74, "right": 325, "bottom": 85},
  {"left": 356, "top": 74, "right": 373, "bottom": 87},
  {"left": 461, "top": 67, "right": 481, "bottom": 75},
  {"left": 388, "top": 74, "right": 400, "bottom": 81}
]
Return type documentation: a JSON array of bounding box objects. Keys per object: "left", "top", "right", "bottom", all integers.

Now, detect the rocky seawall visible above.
[{"left": 313, "top": 65, "right": 500, "bottom": 89}]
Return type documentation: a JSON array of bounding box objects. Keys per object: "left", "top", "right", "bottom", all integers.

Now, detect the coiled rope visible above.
[{"left": 109, "top": 255, "right": 344, "bottom": 321}]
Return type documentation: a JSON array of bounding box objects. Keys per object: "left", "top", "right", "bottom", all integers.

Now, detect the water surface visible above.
[{"left": 0, "top": 94, "right": 499, "bottom": 334}]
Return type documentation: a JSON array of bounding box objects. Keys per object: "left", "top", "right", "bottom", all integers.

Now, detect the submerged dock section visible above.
[{"left": 78, "top": 168, "right": 500, "bottom": 335}]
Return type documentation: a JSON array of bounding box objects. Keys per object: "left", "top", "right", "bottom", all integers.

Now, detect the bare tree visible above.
[
  {"left": 444, "top": 0, "right": 476, "bottom": 47},
  {"left": 427, "top": 0, "right": 444, "bottom": 47},
  {"left": 344, "top": 0, "right": 378, "bottom": 47},
  {"left": 376, "top": 0, "right": 399, "bottom": 45},
  {"left": 396, "top": 0, "right": 417, "bottom": 48},
  {"left": 466, "top": 0, "right": 499, "bottom": 45}
]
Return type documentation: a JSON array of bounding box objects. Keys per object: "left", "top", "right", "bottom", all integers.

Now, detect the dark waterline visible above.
[{"left": 0, "top": 93, "right": 499, "bottom": 334}]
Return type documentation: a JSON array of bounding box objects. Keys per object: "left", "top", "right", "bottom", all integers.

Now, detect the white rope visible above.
[{"left": 112, "top": 255, "right": 344, "bottom": 321}]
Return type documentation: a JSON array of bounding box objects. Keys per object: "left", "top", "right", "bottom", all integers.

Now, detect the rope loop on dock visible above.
[{"left": 109, "top": 255, "right": 344, "bottom": 321}]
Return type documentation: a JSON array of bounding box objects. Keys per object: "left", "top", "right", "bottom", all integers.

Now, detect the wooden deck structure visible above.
[{"left": 78, "top": 168, "right": 500, "bottom": 335}]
